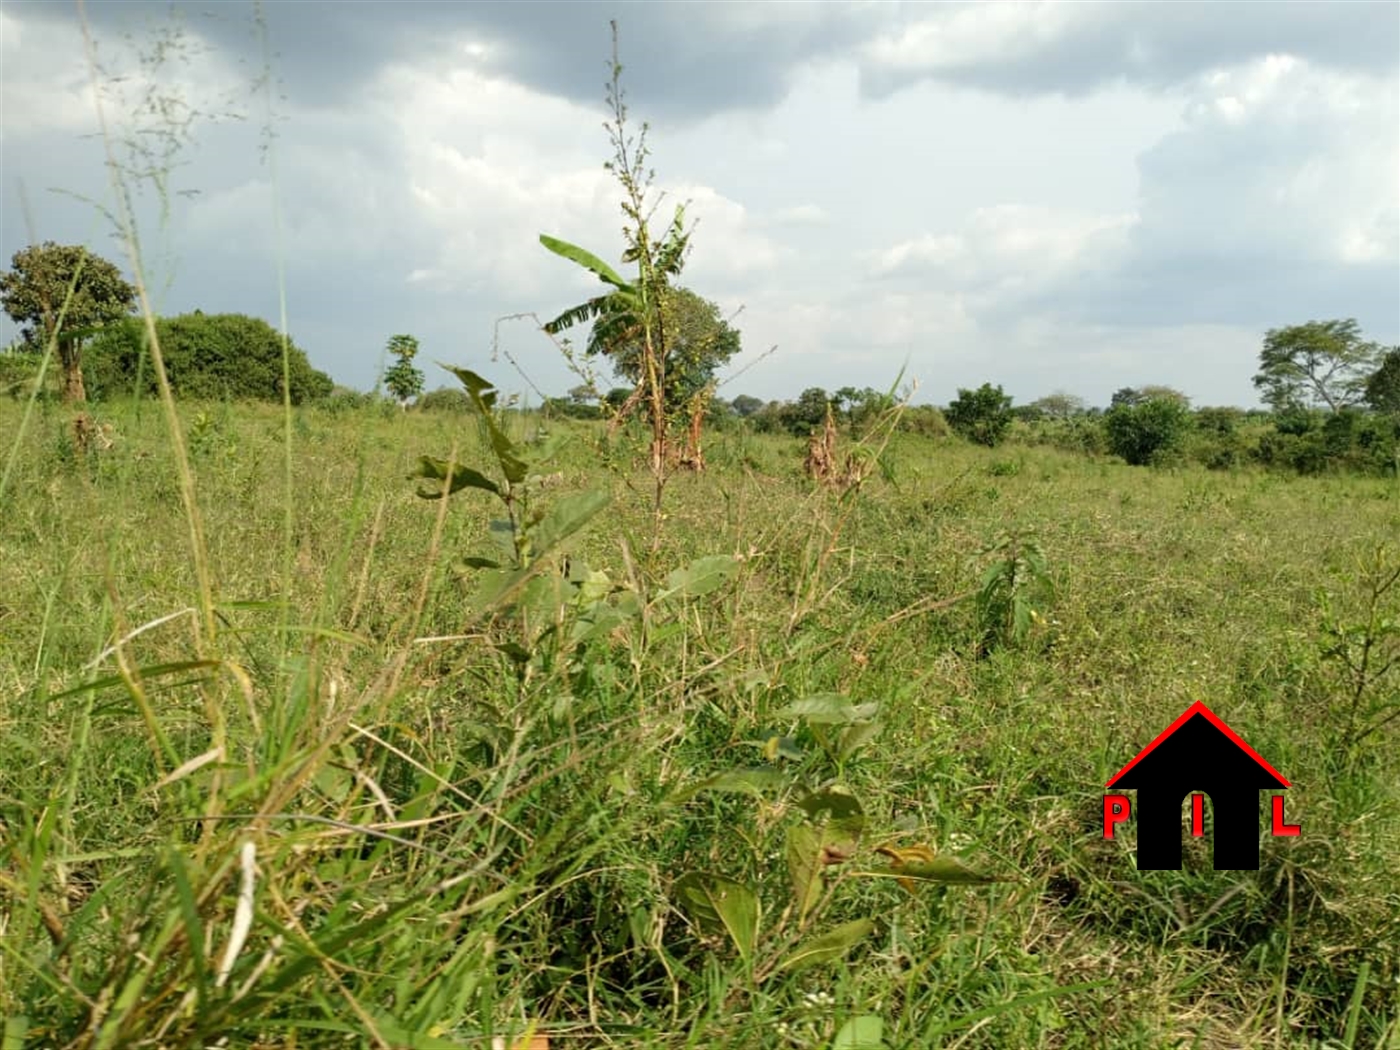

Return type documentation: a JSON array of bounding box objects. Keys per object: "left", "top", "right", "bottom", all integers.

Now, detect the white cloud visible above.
[{"left": 772, "top": 204, "right": 828, "bottom": 227}]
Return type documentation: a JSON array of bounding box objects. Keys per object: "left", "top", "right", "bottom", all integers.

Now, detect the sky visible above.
[{"left": 1, "top": 0, "right": 1397, "bottom": 409}]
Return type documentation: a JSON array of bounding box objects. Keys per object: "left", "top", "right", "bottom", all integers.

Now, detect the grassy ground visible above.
[{"left": 1, "top": 393, "right": 1397, "bottom": 1049}]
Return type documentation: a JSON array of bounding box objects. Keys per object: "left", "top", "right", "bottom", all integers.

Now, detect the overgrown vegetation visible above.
[
  {"left": 2, "top": 12, "right": 1398, "bottom": 1050},
  {"left": 83, "top": 311, "right": 334, "bottom": 404}
]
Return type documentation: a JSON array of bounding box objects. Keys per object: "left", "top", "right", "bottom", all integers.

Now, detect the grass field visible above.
[{"left": 2, "top": 392, "right": 1398, "bottom": 1049}]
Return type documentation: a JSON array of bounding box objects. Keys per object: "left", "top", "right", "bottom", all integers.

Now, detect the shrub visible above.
[
  {"left": 85, "top": 312, "right": 334, "bottom": 404},
  {"left": 945, "top": 383, "right": 1013, "bottom": 447},
  {"left": 899, "top": 404, "right": 950, "bottom": 438},
  {"left": 1105, "top": 397, "right": 1193, "bottom": 466},
  {"left": 0, "top": 350, "right": 48, "bottom": 399},
  {"left": 317, "top": 386, "right": 380, "bottom": 414},
  {"left": 416, "top": 386, "right": 473, "bottom": 413}
]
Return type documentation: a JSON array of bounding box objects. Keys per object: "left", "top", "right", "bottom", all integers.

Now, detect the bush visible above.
[
  {"left": 0, "top": 350, "right": 48, "bottom": 399},
  {"left": 1105, "top": 397, "right": 1193, "bottom": 466},
  {"left": 85, "top": 313, "right": 334, "bottom": 404},
  {"left": 899, "top": 404, "right": 950, "bottom": 438},
  {"left": 416, "top": 387, "right": 472, "bottom": 413},
  {"left": 945, "top": 383, "right": 1013, "bottom": 447},
  {"left": 317, "top": 386, "right": 380, "bottom": 414}
]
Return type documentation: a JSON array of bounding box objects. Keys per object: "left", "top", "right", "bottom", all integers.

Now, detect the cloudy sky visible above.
[{"left": 2, "top": 0, "right": 1396, "bottom": 408}]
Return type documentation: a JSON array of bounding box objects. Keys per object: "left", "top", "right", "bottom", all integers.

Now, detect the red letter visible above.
[
  {"left": 1191, "top": 793, "right": 1205, "bottom": 837},
  {"left": 1272, "top": 795, "right": 1301, "bottom": 836},
  {"left": 1103, "top": 794, "right": 1131, "bottom": 838}
]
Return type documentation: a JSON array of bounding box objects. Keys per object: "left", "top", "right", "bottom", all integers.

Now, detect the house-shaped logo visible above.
[{"left": 1103, "top": 701, "right": 1300, "bottom": 870}]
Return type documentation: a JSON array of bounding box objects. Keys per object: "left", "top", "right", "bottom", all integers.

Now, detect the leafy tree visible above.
[
  {"left": 730, "top": 394, "right": 764, "bottom": 418},
  {"left": 1030, "top": 392, "right": 1084, "bottom": 419},
  {"left": 782, "top": 387, "right": 832, "bottom": 435},
  {"left": 85, "top": 312, "right": 333, "bottom": 404},
  {"left": 1253, "top": 319, "right": 1383, "bottom": 411},
  {"left": 1105, "top": 396, "right": 1193, "bottom": 466},
  {"left": 945, "top": 383, "right": 1013, "bottom": 447},
  {"left": 604, "top": 287, "right": 740, "bottom": 411},
  {"left": 1110, "top": 385, "right": 1189, "bottom": 410},
  {"left": 382, "top": 333, "right": 424, "bottom": 406},
  {"left": 1364, "top": 348, "right": 1400, "bottom": 414},
  {"left": 0, "top": 241, "right": 137, "bottom": 402}
]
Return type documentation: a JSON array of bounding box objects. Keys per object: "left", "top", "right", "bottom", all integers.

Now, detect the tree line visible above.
[{"left": 3, "top": 240, "right": 1396, "bottom": 476}]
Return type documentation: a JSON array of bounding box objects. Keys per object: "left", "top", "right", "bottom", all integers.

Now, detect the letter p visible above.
[{"left": 1103, "top": 794, "right": 1131, "bottom": 839}]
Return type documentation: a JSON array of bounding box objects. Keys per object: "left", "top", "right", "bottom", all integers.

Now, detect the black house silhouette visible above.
[{"left": 1106, "top": 701, "right": 1290, "bottom": 870}]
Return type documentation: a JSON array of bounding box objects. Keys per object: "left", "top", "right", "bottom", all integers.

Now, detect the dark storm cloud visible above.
[
  {"left": 20, "top": 1, "right": 1399, "bottom": 117},
  {"left": 859, "top": 0, "right": 1400, "bottom": 99},
  {"left": 20, "top": 0, "right": 870, "bottom": 119}
]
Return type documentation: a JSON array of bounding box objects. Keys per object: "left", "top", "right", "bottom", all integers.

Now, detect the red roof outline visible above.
[{"left": 1105, "top": 700, "right": 1291, "bottom": 789}]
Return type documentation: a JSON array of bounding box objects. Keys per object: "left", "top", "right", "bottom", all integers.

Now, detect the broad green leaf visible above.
[
  {"left": 854, "top": 855, "right": 1005, "bottom": 885},
  {"left": 838, "top": 720, "right": 885, "bottom": 761},
  {"left": 656, "top": 554, "right": 739, "bottom": 601},
  {"left": 786, "top": 823, "right": 825, "bottom": 924},
  {"left": 774, "top": 918, "right": 875, "bottom": 975},
  {"left": 796, "top": 787, "right": 865, "bottom": 826},
  {"left": 528, "top": 489, "right": 610, "bottom": 557},
  {"left": 411, "top": 456, "right": 499, "bottom": 499},
  {"left": 777, "top": 694, "right": 880, "bottom": 725},
  {"left": 673, "top": 872, "right": 760, "bottom": 962},
  {"left": 539, "top": 234, "right": 632, "bottom": 290},
  {"left": 484, "top": 423, "right": 529, "bottom": 485},
  {"left": 487, "top": 519, "right": 517, "bottom": 560},
  {"left": 832, "top": 1016, "right": 886, "bottom": 1049},
  {"left": 441, "top": 365, "right": 499, "bottom": 409},
  {"left": 440, "top": 365, "right": 528, "bottom": 482},
  {"left": 672, "top": 768, "right": 787, "bottom": 802}
]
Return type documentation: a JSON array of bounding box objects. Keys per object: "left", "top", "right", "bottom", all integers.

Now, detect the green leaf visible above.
[
  {"left": 440, "top": 365, "right": 529, "bottom": 482},
  {"left": 831, "top": 1016, "right": 885, "bottom": 1050},
  {"left": 673, "top": 872, "right": 760, "bottom": 962},
  {"left": 656, "top": 554, "right": 739, "bottom": 601},
  {"left": 838, "top": 720, "right": 885, "bottom": 761},
  {"left": 528, "top": 489, "right": 610, "bottom": 558},
  {"left": 796, "top": 787, "right": 865, "bottom": 826},
  {"left": 774, "top": 918, "right": 875, "bottom": 975},
  {"left": 539, "top": 234, "right": 632, "bottom": 290},
  {"left": 411, "top": 456, "right": 500, "bottom": 499},
  {"left": 460, "top": 556, "right": 501, "bottom": 570},
  {"left": 786, "top": 823, "right": 825, "bottom": 925},
  {"left": 441, "top": 365, "right": 499, "bottom": 408},
  {"left": 853, "top": 855, "right": 1005, "bottom": 885},
  {"left": 777, "top": 693, "right": 880, "bottom": 725}
]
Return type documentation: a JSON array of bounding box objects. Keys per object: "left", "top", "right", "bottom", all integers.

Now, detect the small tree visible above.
[
  {"left": 1030, "top": 391, "right": 1085, "bottom": 419},
  {"left": 606, "top": 286, "right": 740, "bottom": 413},
  {"left": 1105, "top": 396, "right": 1193, "bottom": 465},
  {"left": 0, "top": 242, "right": 138, "bottom": 402},
  {"left": 1254, "top": 319, "right": 1383, "bottom": 412},
  {"left": 945, "top": 383, "right": 1013, "bottom": 447},
  {"left": 782, "top": 387, "right": 832, "bottom": 435},
  {"left": 730, "top": 394, "right": 764, "bottom": 418},
  {"left": 383, "top": 333, "right": 424, "bottom": 406}
]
